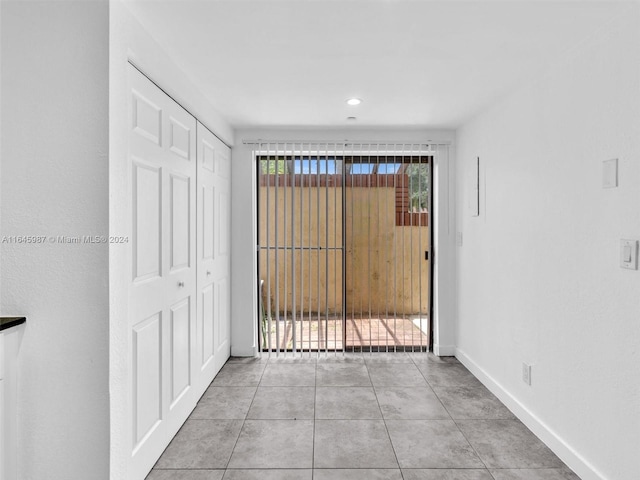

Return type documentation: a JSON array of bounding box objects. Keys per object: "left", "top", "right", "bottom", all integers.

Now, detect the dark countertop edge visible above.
[{"left": 0, "top": 317, "right": 26, "bottom": 332}]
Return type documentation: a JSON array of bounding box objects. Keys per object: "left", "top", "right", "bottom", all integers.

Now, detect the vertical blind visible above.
[{"left": 252, "top": 141, "right": 446, "bottom": 357}]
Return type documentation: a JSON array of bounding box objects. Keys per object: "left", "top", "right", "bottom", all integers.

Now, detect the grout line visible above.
[
  {"left": 408, "top": 354, "right": 493, "bottom": 477},
  {"left": 364, "top": 361, "right": 403, "bottom": 477},
  {"left": 311, "top": 360, "right": 318, "bottom": 480},
  {"left": 487, "top": 467, "right": 500, "bottom": 480},
  {"left": 223, "top": 361, "right": 264, "bottom": 471},
  {"left": 413, "top": 356, "right": 492, "bottom": 470},
  {"left": 447, "top": 409, "right": 490, "bottom": 472}
]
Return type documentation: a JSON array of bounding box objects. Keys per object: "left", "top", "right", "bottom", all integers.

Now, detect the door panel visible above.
[
  {"left": 344, "top": 159, "right": 431, "bottom": 351},
  {"left": 213, "top": 147, "right": 231, "bottom": 367},
  {"left": 169, "top": 117, "right": 191, "bottom": 159},
  {"left": 202, "top": 139, "right": 215, "bottom": 172},
  {"left": 170, "top": 298, "right": 191, "bottom": 406},
  {"left": 218, "top": 191, "right": 229, "bottom": 256},
  {"left": 132, "top": 160, "right": 162, "bottom": 281},
  {"left": 218, "top": 149, "right": 230, "bottom": 178},
  {"left": 170, "top": 174, "right": 191, "bottom": 271},
  {"left": 196, "top": 122, "right": 231, "bottom": 381},
  {"left": 132, "top": 312, "right": 162, "bottom": 448},
  {"left": 132, "top": 91, "right": 162, "bottom": 145},
  {"left": 217, "top": 279, "right": 229, "bottom": 351},
  {"left": 201, "top": 283, "right": 215, "bottom": 366},
  {"left": 128, "top": 65, "right": 197, "bottom": 480},
  {"left": 202, "top": 185, "right": 215, "bottom": 260}
]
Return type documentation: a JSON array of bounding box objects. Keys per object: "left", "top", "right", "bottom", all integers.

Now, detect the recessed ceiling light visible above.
[{"left": 346, "top": 98, "right": 362, "bottom": 106}]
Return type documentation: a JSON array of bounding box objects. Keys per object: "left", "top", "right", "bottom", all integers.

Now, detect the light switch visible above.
[
  {"left": 620, "top": 239, "right": 638, "bottom": 270},
  {"left": 603, "top": 158, "right": 618, "bottom": 188}
]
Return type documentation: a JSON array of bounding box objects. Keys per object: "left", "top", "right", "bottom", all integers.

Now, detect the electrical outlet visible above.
[
  {"left": 457, "top": 232, "right": 463, "bottom": 247},
  {"left": 522, "top": 363, "right": 532, "bottom": 386}
]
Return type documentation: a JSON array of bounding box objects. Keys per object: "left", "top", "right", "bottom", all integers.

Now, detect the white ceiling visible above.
[{"left": 125, "top": 0, "right": 629, "bottom": 129}]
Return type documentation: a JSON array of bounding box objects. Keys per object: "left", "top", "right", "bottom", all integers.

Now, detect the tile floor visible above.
[{"left": 147, "top": 352, "right": 580, "bottom": 480}]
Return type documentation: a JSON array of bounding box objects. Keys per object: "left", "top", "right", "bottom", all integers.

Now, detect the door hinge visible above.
[{"left": 425, "top": 251, "right": 429, "bottom": 261}]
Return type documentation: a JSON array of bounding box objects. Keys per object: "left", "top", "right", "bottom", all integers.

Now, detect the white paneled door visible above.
[
  {"left": 196, "top": 123, "right": 231, "bottom": 384},
  {"left": 127, "top": 65, "right": 230, "bottom": 479},
  {"left": 129, "top": 64, "right": 197, "bottom": 478}
]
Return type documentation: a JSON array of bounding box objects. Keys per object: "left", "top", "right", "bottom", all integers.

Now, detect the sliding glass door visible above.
[{"left": 256, "top": 143, "right": 432, "bottom": 355}]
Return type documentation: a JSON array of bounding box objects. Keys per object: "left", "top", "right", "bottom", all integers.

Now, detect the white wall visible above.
[
  {"left": 0, "top": 2, "right": 110, "bottom": 479},
  {"left": 455, "top": 5, "right": 640, "bottom": 480},
  {"left": 231, "top": 128, "right": 456, "bottom": 357},
  {"left": 109, "top": 2, "right": 234, "bottom": 478}
]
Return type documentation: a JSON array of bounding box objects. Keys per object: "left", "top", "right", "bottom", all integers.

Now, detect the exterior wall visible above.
[{"left": 259, "top": 184, "right": 429, "bottom": 315}]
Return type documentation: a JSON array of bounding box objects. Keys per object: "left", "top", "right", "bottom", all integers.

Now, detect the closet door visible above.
[
  {"left": 128, "top": 65, "right": 197, "bottom": 479},
  {"left": 196, "top": 122, "right": 231, "bottom": 385}
]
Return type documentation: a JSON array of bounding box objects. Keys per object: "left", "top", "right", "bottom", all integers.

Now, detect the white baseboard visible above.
[
  {"left": 455, "top": 348, "right": 607, "bottom": 480},
  {"left": 433, "top": 344, "right": 457, "bottom": 356}
]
